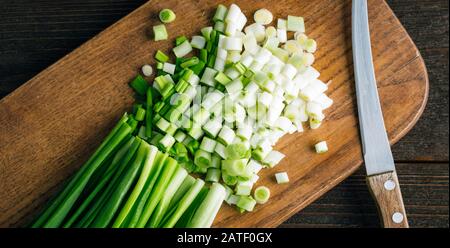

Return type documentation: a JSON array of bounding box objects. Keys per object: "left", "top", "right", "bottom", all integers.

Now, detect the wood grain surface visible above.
[{"left": 0, "top": 1, "right": 440, "bottom": 228}]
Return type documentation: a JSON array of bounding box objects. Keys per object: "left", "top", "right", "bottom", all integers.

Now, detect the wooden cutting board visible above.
[{"left": 0, "top": 0, "right": 428, "bottom": 227}]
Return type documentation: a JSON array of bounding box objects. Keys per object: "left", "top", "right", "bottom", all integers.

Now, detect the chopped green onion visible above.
[
  {"left": 275, "top": 172, "right": 289, "bottom": 184},
  {"left": 235, "top": 180, "right": 253, "bottom": 196},
  {"left": 254, "top": 186, "right": 270, "bottom": 204},
  {"left": 214, "top": 21, "right": 225, "bottom": 33},
  {"left": 194, "top": 149, "right": 211, "bottom": 168},
  {"left": 315, "top": 141, "right": 328, "bottom": 154},
  {"left": 173, "top": 40, "right": 193, "bottom": 58},
  {"left": 287, "top": 15, "right": 305, "bottom": 32},
  {"left": 221, "top": 159, "right": 248, "bottom": 176},
  {"left": 155, "top": 50, "right": 169, "bottom": 62},
  {"left": 175, "top": 36, "right": 188, "bottom": 46},
  {"left": 201, "top": 26, "right": 213, "bottom": 41},
  {"left": 180, "top": 57, "right": 200, "bottom": 68},
  {"left": 159, "top": 9, "right": 176, "bottom": 23},
  {"left": 213, "top": 4, "right": 228, "bottom": 22},
  {"left": 199, "top": 49, "right": 208, "bottom": 62},
  {"left": 222, "top": 171, "right": 238, "bottom": 186},
  {"left": 186, "top": 183, "right": 226, "bottom": 228},
  {"left": 191, "top": 36, "right": 206, "bottom": 49},
  {"left": 236, "top": 195, "right": 256, "bottom": 212},
  {"left": 129, "top": 75, "right": 149, "bottom": 96},
  {"left": 214, "top": 72, "right": 232, "bottom": 85},
  {"left": 159, "top": 134, "right": 176, "bottom": 151},
  {"left": 199, "top": 137, "right": 217, "bottom": 153},
  {"left": 153, "top": 24, "right": 168, "bottom": 41},
  {"left": 205, "top": 168, "right": 221, "bottom": 182}
]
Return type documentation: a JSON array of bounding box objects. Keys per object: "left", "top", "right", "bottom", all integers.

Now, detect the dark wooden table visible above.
[{"left": 0, "top": 0, "right": 448, "bottom": 228}]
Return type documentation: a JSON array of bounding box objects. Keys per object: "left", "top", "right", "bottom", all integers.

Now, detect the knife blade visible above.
[
  {"left": 352, "top": 0, "right": 395, "bottom": 176},
  {"left": 352, "top": 0, "right": 408, "bottom": 228}
]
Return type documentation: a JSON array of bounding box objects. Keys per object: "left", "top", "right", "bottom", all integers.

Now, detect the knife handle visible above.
[{"left": 366, "top": 171, "right": 409, "bottom": 228}]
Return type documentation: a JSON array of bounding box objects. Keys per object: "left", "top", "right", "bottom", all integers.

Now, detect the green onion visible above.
[
  {"left": 155, "top": 50, "right": 169, "bottom": 62},
  {"left": 199, "top": 137, "right": 217, "bottom": 153},
  {"left": 112, "top": 144, "right": 159, "bottom": 227},
  {"left": 236, "top": 195, "right": 256, "bottom": 212},
  {"left": 159, "top": 9, "right": 176, "bottom": 23},
  {"left": 90, "top": 138, "right": 148, "bottom": 227},
  {"left": 201, "top": 27, "right": 213, "bottom": 41},
  {"left": 136, "top": 157, "right": 178, "bottom": 227},
  {"left": 214, "top": 21, "right": 225, "bottom": 33},
  {"left": 199, "top": 49, "right": 208, "bottom": 62},
  {"left": 190, "top": 60, "right": 206, "bottom": 75},
  {"left": 135, "top": 107, "right": 146, "bottom": 121},
  {"left": 214, "top": 72, "right": 232, "bottom": 85},
  {"left": 213, "top": 4, "right": 227, "bottom": 22},
  {"left": 205, "top": 168, "right": 221, "bottom": 182},
  {"left": 145, "top": 88, "right": 154, "bottom": 138},
  {"left": 175, "top": 36, "right": 188, "bottom": 46},
  {"left": 129, "top": 75, "right": 149, "bottom": 96},
  {"left": 153, "top": 24, "right": 168, "bottom": 41},
  {"left": 180, "top": 57, "right": 199, "bottom": 68},
  {"left": 254, "top": 186, "right": 270, "bottom": 204},
  {"left": 222, "top": 171, "right": 238, "bottom": 186},
  {"left": 161, "top": 178, "right": 205, "bottom": 227},
  {"left": 186, "top": 183, "right": 226, "bottom": 227},
  {"left": 221, "top": 159, "right": 248, "bottom": 177},
  {"left": 194, "top": 149, "right": 211, "bottom": 168}
]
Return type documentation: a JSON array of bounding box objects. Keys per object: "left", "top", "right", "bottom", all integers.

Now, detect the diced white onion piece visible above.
[
  {"left": 141, "top": 64, "right": 153, "bottom": 77},
  {"left": 191, "top": 36, "right": 206, "bottom": 49},
  {"left": 276, "top": 28, "right": 287, "bottom": 43},
  {"left": 244, "top": 23, "right": 266, "bottom": 43},
  {"left": 254, "top": 8, "right": 273, "bottom": 25},
  {"left": 173, "top": 40, "right": 193, "bottom": 57},
  {"left": 275, "top": 172, "right": 289, "bottom": 184},
  {"left": 163, "top": 62, "right": 176, "bottom": 74},
  {"left": 313, "top": 93, "right": 333, "bottom": 110},
  {"left": 274, "top": 117, "right": 292, "bottom": 132},
  {"left": 214, "top": 142, "right": 227, "bottom": 159},
  {"left": 214, "top": 58, "right": 226, "bottom": 71},
  {"left": 225, "top": 4, "right": 241, "bottom": 23},
  {"left": 300, "top": 79, "right": 328, "bottom": 101},
  {"left": 223, "top": 37, "right": 243, "bottom": 51},
  {"left": 287, "top": 15, "right": 305, "bottom": 32},
  {"left": 263, "top": 150, "right": 285, "bottom": 168},
  {"left": 281, "top": 63, "right": 297, "bottom": 79},
  {"left": 217, "top": 125, "right": 236, "bottom": 146},
  {"left": 315, "top": 141, "right": 328, "bottom": 154}
]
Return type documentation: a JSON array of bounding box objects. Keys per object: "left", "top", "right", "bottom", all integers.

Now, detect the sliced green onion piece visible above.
[
  {"left": 201, "top": 26, "right": 213, "bottom": 41},
  {"left": 200, "top": 137, "right": 217, "bottom": 153},
  {"left": 153, "top": 24, "right": 168, "bottom": 41},
  {"left": 275, "top": 172, "right": 289, "bottom": 184},
  {"left": 287, "top": 15, "right": 305, "bottom": 32},
  {"left": 205, "top": 168, "right": 221, "bottom": 182},
  {"left": 173, "top": 40, "right": 193, "bottom": 58},
  {"left": 155, "top": 50, "right": 169, "bottom": 62},
  {"left": 213, "top": 4, "right": 228, "bottom": 22},
  {"left": 254, "top": 186, "right": 270, "bottom": 204},
  {"left": 222, "top": 171, "right": 238, "bottom": 186},
  {"left": 191, "top": 36, "right": 206, "bottom": 49},
  {"left": 236, "top": 195, "right": 256, "bottom": 212},
  {"left": 235, "top": 180, "right": 253, "bottom": 196},
  {"left": 315, "top": 141, "right": 328, "bottom": 154},
  {"left": 194, "top": 149, "right": 211, "bottom": 168},
  {"left": 175, "top": 36, "right": 188, "bottom": 46},
  {"left": 180, "top": 57, "right": 199, "bottom": 68},
  {"left": 221, "top": 159, "right": 248, "bottom": 176},
  {"left": 129, "top": 75, "right": 149, "bottom": 96},
  {"left": 159, "top": 9, "right": 176, "bottom": 23}
]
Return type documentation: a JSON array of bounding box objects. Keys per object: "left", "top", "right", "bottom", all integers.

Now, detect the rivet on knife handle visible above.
[{"left": 366, "top": 171, "right": 409, "bottom": 228}]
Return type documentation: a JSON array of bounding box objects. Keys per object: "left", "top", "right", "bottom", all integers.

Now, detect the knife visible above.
[{"left": 352, "top": 0, "right": 409, "bottom": 228}]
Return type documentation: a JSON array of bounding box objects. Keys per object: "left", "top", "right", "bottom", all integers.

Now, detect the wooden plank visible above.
[{"left": 0, "top": 0, "right": 428, "bottom": 227}]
